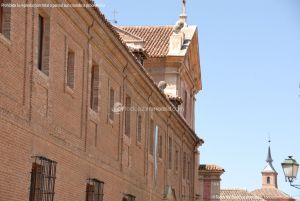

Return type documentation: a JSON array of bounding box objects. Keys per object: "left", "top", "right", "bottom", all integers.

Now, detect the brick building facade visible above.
[{"left": 0, "top": 0, "right": 203, "bottom": 201}]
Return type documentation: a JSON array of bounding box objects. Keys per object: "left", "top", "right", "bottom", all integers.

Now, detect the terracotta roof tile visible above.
[
  {"left": 118, "top": 26, "right": 174, "bottom": 57},
  {"left": 221, "top": 189, "right": 266, "bottom": 201},
  {"left": 251, "top": 188, "right": 295, "bottom": 200},
  {"left": 199, "top": 164, "right": 225, "bottom": 172}
]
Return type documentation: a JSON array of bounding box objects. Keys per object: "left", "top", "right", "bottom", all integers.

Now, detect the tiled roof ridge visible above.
[
  {"left": 199, "top": 164, "right": 225, "bottom": 172},
  {"left": 84, "top": 0, "right": 203, "bottom": 144},
  {"left": 222, "top": 188, "right": 249, "bottom": 191},
  {"left": 118, "top": 25, "right": 174, "bottom": 28}
]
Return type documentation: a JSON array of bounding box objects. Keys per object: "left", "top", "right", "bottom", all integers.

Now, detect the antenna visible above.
[{"left": 110, "top": 9, "right": 118, "bottom": 24}]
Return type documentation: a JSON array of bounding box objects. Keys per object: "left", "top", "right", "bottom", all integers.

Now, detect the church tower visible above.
[{"left": 261, "top": 142, "right": 278, "bottom": 189}]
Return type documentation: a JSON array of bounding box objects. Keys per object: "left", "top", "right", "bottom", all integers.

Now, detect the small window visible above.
[
  {"left": 90, "top": 65, "right": 99, "bottom": 112},
  {"left": 136, "top": 114, "right": 142, "bottom": 143},
  {"left": 124, "top": 96, "right": 131, "bottom": 136},
  {"left": 149, "top": 119, "right": 154, "bottom": 155},
  {"left": 109, "top": 88, "right": 115, "bottom": 120},
  {"left": 183, "top": 152, "right": 186, "bottom": 179},
  {"left": 0, "top": 0, "right": 11, "bottom": 39},
  {"left": 66, "top": 50, "right": 75, "bottom": 89},
  {"left": 267, "top": 177, "right": 270, "bottom": 184},
  {"left": 29, "top": 156, "right": 57, "bottom": 201},
  {"left": 158, "top": 134, "right": 162, "bottom": 158},
  {"left": 175, "top": 149, "right": 179, "bottom": 171},
  {"left": 86, "top": 179, "right": 104, "bottom": 201},
  {"left": 187, "top": 160, "right": 190, "bottom": 181},
  {"left": 168, "top": 137, "right": 172, "bottom": 169},
  {"left": 184, "top": 90, "right": 187, "bottom": 118}
]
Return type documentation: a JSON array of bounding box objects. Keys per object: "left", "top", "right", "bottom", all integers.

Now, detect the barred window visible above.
[
  {"left": 90, "top": 65, "right": 99, "bottom": 112},
  {"left": 29, "top": 156, "right": 57, "bottom": 201},
  {"left": 86, "top": 179, "right": 104, "bottom": 201},
  {"left": 123, "top": 194, "right": 136, "bottom": 201},
  {"left": 109, "top": 88, "right": 115, "bottom": 120},
  {"left": 149, "top": 119, "right": 154, "bottom": 155},
  {"left": 66, "top": 50, "right": 75, "bottom": 89},
  {"left": 183, "top": 152, "right": 186, "bottom": 179},
  {"left": 137, "top": 114, "right": 142, "bottom": 143},
  {"left": 168, "top": 137, "right": 172, "bottom": 169},
  {"left": 124, "top": 96, "right": 131, "bottom": 136}
]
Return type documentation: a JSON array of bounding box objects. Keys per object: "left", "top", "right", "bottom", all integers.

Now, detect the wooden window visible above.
[
  {"left": 183, "top": 152, "right": 187, "bottom": 179},
  {"left": 158, "top": 134, "right": 162, "bottom": 158},
  {"left": 124, "top": 96, "right": 131, "bottom": 136},
  {"left": 149, "top": 119, "right": 154, "bottom": 155},
  {"left": 90, "top": 65, "right": 99, "bottom": 112},
  {"left": 168, "top": 137, "right": 172, "bottom": 169},
  {"left": 66, "top": 50, "right": 75, "bottom": 89},
  {"left": 29, "top": 156, "right": 57, "bottom": 201},
  {"left": 109, "top": 88, "right": 115, "bottom": 120},
  {"left": 86, "top": 179, "right": 104, "bottom": 201},
  {"left": 175, "top": 149, "right": 179, "bottom": 171},
  {"left": 137, "top": 114, "right": 142, "bottom": 143}
]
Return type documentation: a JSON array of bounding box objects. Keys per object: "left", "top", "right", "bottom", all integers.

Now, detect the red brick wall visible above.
[{"left": 0, "top": 0, "right": 201, "bottom": 200}]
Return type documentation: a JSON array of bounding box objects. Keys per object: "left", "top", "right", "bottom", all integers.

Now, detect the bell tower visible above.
[{"left": 261, "top": 141, "right": 278, "bottom": 189}]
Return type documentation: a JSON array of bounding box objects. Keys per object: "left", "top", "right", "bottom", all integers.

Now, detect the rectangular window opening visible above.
[
  {"left": 109, "top": 88, "right": 115, "bottom": 120},
  {"left": 86, "top": 179, "right": 104, "bottom": 201},
  {"left": 66, "top": 50, "right": 75, "bottom": 89},
  {"left": 168, "top": 137, "right": 172, "bottom": 169},
  {"left": 29, "top": 156, "right": 57, "bottom": 201},
  {"left": 90, "top": 65, "right": 99, "bottom": 112},
  {"left": 124, "top": 96, "right": 131, "bottom": 136},
  {"left": 149, "top": 119, "right": 154, "bottom": 155},
  {"left": 137, "top": 114, "right": 142, "bottom": 143}
]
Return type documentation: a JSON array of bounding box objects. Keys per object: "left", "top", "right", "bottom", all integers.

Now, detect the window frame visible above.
[
  {"left": 109, "top": 88, "right": 115, "bottom": 121},
  {"left": 124, "top": 96, "right": 131, "bottom": 136},
  {"left": 90, "top": 64, "right": 99, "bottom": 112},
  {"left": 136, "top": 114, "right": 142, "bottom": 143},
  {"left": 0, "top": 0, "right": 3, "bottom": 34},
  {"left": 66, "top": 49, "right": 75, "bottom": 89},
  {"left": 86, "top": 178, "right": 104, "bottom": 201}
]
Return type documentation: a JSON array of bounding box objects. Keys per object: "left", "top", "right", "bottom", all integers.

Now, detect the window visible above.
[
  {"left": 124, "top": 96, "right": 131, "bottom": 136},
  {"left": 29, "top": 156, "right": 57, "bottom": 201},
  {"left": 175, "top": 149, "right": 179, "bottom": 171},
  {"left": 90, "top": 65, "right": 99, "bottom": 112},
  {"left": 187, "top": 160, "right": 190, "bottom": 181},
  {"left": 86, "top": 179, "right": 104, "bottom": 201},
  {"left": 149, "top": 119, "right": 154, "bottom": 155},
  {"left": 136, "top": 114, "right": 142, "bottom": 143},
  {"left": 183, "top": 152, "right": 186, "bottom": 179},
  {"left": 158, "top": 134, "right": 162, "bottom": 158},
  {"left": 267, "top": 177, "right": 270, "bottom": 184},
  {"left": 0, "top": 0, "right": 3, "bottom": 34},
  {"left": 66, "top": 50, "right": 75, "bottom": 89},
  {"left": 0, "top": 0, "right": 11, "bottom": 39},
  {"left": 168, "top": 137, "right": 172, "bottom": 169},
  {"left": 123, "top": 194, "right": 135, "bottom": 201},
  {"left": 184, "top": 90, "right": 187, "bottom": 118},
  {"left": 109, "top": 88, "right": 115, "bottom": 120},
  {"left": 37, "top": 14, "right": 50, "bottom": 75}
]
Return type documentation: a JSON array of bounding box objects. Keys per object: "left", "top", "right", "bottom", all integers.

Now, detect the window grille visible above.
[
  {"left": 0, "top": 0, "right": 11, "bottom": 39},
  {"left": 29, "top": 156, "right": 57, "bottom": 201},
  {"left": 137, "top": 114, "right": 142, "bottom": 143},
  {"left": 90, "top": 65, "right": 99, "bottom": 111},
  {"left": 66, "top": 50, "right": 75, "bottom": 89},
  {"left": 123, "top": 194, "right": 136, "bottom": 201},
  {"left": 124, "top": 96, "right": 131, "bottom": 136},
  {"left": 86, "top": 179, "right": 104, "bottom": 201},
  {"left": 109, "top": 88, "right": 115, "bottom": 120}
]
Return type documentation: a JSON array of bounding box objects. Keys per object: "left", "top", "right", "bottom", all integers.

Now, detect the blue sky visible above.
[{"left": 99, "top": 0, "right": 300, "bottom": 197}]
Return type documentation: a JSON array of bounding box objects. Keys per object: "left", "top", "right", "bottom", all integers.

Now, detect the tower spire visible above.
[
  {"left": 266, "top": 138, "right": 273, "bottom": 163},
  {"left": 180, "top": 0, "right": 188, "bottom": 27}
]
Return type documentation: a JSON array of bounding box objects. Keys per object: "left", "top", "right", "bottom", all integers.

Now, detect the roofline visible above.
[{"left": 85, "top": 0, "right": 204, "bottom": 145}]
